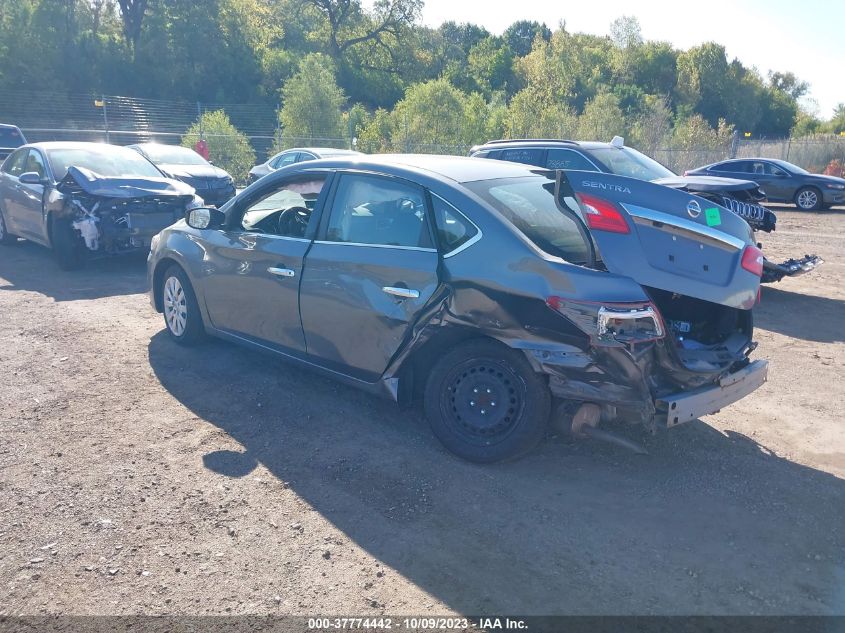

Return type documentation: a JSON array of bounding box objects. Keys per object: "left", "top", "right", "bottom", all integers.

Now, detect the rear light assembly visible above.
[
  {"left": 576, "top": 193, "right": 630, "bottom": 234},
  {"left": 741, "top": 245, "right": 764, "bottom": 276},
  {"left": 546, "top": 297, "right": 664, "bottom": 345}
]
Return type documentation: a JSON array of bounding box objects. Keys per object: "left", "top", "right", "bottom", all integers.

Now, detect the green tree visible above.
[
  {"left": 629, "top": 95, "right": 672, "bottom": 152},
  {"left": 278, "top": 54, "right": 346, "bottom": 146},
  {"left": 182, "top": 111, "right": 256, "bottom": 184},
  {"left": 503, "top": 20, "right": 551, "bottom": 58},
  {"left": 506, "top": 87, "right": 578, "bottom": 139},
  {"left": 577, "top": 93, "right": 626, "bottom": 140},
  {"left": 390, "top": 79, "right": 471, "bottom": 151}
]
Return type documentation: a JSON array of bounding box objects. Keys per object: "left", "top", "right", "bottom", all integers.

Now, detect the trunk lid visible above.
[{"left": 556, "top": 170, "right": 761, "bottom": 310}]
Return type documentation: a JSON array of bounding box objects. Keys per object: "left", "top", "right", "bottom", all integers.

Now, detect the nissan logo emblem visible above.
[{"left": 687, "top": 200, "right": 702, "bottom": 218}]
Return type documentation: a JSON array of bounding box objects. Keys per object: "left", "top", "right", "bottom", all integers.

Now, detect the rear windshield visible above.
[
  {"left": 0, "top": 128, "right": 25, "bottom": 148},
  {"left": 48, "top": 146, "right": 163, "bottom": 180},
  {"left": 466, "top": 176, "right": 590, "bottom": 264}
]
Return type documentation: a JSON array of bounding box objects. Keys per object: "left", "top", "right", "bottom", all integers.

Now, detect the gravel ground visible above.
[{"left": 0, "top": 207, "right": 843, "bottom": 617}]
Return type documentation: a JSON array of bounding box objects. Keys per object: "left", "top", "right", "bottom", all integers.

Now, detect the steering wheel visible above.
[{"left": 277, "top": 206, "right": 311, "bottom": 237}]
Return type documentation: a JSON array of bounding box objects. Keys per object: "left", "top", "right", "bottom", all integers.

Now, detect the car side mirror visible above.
[
  {"left": 19, "top": 171, "right": 47, "bottom": 185},
  {"left": 186, "top": 207, "right": 225, "bottom": 230}
]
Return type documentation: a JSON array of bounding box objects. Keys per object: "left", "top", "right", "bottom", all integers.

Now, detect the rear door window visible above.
[
  {"left": 466, "top": 176, "right": 590, "bottom": 264},
  {"left": 546, "top": 149, "right": 597, "bottom": 171},
  {"left": 499, "top": 148, "right": 544, "bottom": 166},
  {"left": 324, "top": 174, "right": 432, "bottom": 248}
]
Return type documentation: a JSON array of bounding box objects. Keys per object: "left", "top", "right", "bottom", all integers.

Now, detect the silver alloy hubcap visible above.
[
  {"left": 164, "top": 276, "right": 187, "bottom": 336},
  {"left": 798, "top": 190, "right": 817, "bottom": 209}
]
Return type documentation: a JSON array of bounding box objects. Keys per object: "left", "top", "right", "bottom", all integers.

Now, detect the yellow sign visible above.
[
  {"left": 744, "top": 132, "right": 752, "bottom": 138},
  {"left": 94, "top": 100, "right": 104, "bottom": 107}
]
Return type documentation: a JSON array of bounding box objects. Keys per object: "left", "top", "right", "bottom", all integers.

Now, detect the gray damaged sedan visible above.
[{"left": 148, "top": 155, "right": 768, "bottom": 462}]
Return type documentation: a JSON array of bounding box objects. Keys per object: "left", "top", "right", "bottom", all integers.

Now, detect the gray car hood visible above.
[
  {"left": 60, "top": 165, "right": 196, "bottom": 198},
  {"left": 158, "top": 163, "right": 229, "bottom": 180},
  {"left": 653, "top": 175, "right": 761, "bottom": 193}
]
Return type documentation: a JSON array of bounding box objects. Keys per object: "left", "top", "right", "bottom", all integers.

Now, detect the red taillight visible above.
[
  {"left": 741, "top": 245, "right": 764, "bottom": 276},
  {"left": 683, "top": 170, "right": 690, "bottom": 176},
  {"left": 577, "top": 193, "right": 630, "bottom": 234}
]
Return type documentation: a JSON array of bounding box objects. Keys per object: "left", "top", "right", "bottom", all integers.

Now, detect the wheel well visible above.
[
  {"left": 152, "top": 257, "right": 181, "bottom": 312},
  {"left": 399, "top": 329, "right": 512, "bottom": 405}
]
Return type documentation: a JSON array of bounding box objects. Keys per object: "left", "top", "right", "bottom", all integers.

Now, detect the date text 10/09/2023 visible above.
[{"left": 307, "top": 617, "right": 529, "bottom": 630}]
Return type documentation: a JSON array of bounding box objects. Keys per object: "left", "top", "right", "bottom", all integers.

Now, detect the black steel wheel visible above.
[{"left": 424, "top": 339, "right": 551, "bottom": 463}]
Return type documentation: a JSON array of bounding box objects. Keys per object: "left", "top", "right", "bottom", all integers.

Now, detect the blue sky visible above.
[{"left": 414, "top": 0, "right": 844, "bottom": 118}]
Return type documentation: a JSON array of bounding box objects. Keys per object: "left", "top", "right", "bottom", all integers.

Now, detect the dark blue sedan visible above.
[{"left": 687, "top": 158, "right": 845, "bottom": 210}]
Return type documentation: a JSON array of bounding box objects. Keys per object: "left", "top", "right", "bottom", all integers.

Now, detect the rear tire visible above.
[
  {"left": 423, "top": 339, "right": 551, "bottom": 463},
  {"left": 160, "top": 265, "right": 206, "bottom": 345},
  {"left": 794, "top": 187, "right": 822, "bottom": 211},
  {"left": 0, "top": 206, "right": 16, "bottom": 245},
  {"left": 52, "top": 218, "right": 86, "bottom": 270}
]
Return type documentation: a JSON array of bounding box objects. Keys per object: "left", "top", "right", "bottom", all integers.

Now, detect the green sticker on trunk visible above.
[{"left": 705, "top": 207, "right": 721, "bottom": 226}]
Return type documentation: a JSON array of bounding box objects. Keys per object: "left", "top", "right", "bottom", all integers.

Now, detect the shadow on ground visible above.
[
  {"left": 0, "top": 240, "right": 147, "bottom": 301},
  {"left": 148, "top": 332, "right": 845, "bottom": 615},
  {"left": 755, "top": 286, "right": 845, "bottom": 343}
]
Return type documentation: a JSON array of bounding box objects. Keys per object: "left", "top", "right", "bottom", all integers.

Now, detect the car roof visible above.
[
  {"left": 472, "top": 139, "right": 614, "bottom": 152},
  {"left": 0, "top": 123, "right": 22, "bottom": 130},
  {"left": 23, "top": 141, "right": 134, "bottom": 152},
  {"left": 288, "top": 153, "right": 543, "bottom": 183},
  {"left": 276, "top": 147, "right": 362, "bottom": 156}
]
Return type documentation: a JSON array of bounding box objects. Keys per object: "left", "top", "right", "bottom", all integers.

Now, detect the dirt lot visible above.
[{"left": 0, "top": 207, "right": 843, "bottom": 617}]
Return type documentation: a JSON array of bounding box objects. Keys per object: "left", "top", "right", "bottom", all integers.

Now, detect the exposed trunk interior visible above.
[{"left": 647, "top": 287, "right": 753, "bottom": 372}]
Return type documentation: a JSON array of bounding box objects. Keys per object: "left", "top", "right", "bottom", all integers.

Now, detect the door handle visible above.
[
  {"left": 382, "top": 286, "right": 419, "bottom": 299},
  {"left": 267, "top": 266, "right": 296, "bottom": 278}
]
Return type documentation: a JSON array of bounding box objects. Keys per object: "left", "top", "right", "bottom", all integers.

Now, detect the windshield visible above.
[
  {"left": 137, "top": 144, "right": 208, "bottom": 166},
  {"left": 589, "top": 147, "right": 675, "bottom": 180},
  {"left": 0, "top": 128, "right": 25, "bottom": 148},
  {"left": 48, "top": 146, "right": 164, "bottom": 180},
  {"left": 466, "top": 176, "right": 590, "bottom": 264}
]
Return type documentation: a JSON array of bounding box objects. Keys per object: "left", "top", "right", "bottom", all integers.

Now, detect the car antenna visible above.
[{"left": 611, "top": 136, "right": 625, "bottom": 148}]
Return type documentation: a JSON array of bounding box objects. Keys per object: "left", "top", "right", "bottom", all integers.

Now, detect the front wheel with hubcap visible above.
[
  {"left": 424, "top": 339, "right": 551, "bottom": 463},
  {"left": 161, "top": 265, "right": 205, "bottom": 345},
  {"left": 795, "top": 187, "right": 822, "bottom": 211}
]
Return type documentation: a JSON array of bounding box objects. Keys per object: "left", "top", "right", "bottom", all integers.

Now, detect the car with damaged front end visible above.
[
  {"left": 148, "top": 155, "right": 767, "bottom": 463},
  {"left": 0, "top": 142, "right": 203, "bottom": 269}
]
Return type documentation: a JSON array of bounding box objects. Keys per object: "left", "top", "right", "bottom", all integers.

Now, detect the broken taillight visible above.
[
  {"left": 576, "top": 193, "right": 630, "bottom": 234},
  {"left": 546, "top": 297, "right": 664, "bottom": 345},
  {"left": 741, "top": 245, "right": 764, "bottom": 276}
]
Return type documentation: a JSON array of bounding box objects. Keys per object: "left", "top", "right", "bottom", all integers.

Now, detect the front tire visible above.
[
  {"left": 794, "top": 187, "right": 822, "bottom": 211},
  {"left": 423, "top": 339, "right": 551, "bottom": 463},
  {"left": 0, "top": 206, "right": 16, "bottom": 245},
  {"left": 52, "top": 218, "right": 86, "bottom": 270},
  {"left": 160, "top": 265, "right": 206, "bottom": 345}
]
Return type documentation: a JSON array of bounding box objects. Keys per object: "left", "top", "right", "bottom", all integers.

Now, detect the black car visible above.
[
  {"left": 0, "top": 124, "right": 26, "bottom": 161},
  {"left": 470, "top": 138, "right": 822, "bottom": 283},
  {"left": 0, "top": 142, "right": 201, "bottom": 269},
  {"left": 128, "top": 143, "right": 236, "bottom": 207},
  {"left": 687, "top": 158, "right": 845, "bottom": 211},
  {"left": 148, "top": 154, "right": 767, "bottom": 463},
  {"left": 248, "top": 147, "right": 362, "bottom": 183}
]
